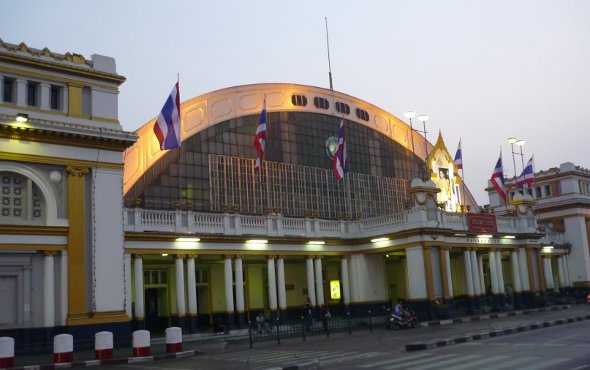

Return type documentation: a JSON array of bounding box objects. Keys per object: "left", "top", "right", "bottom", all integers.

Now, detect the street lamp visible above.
[
  {"left": 404, "top": 111, "right": 416, "bottom": 154},
  {"left": 507, "top": 137, "right": 526, "bottom": 179},
  {"left": 418, "top": 115, "right": 429, "bottom": 161}
]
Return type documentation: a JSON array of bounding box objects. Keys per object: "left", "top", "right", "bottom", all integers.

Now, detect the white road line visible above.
[
  {"left": 319, "top": 352, "right": 383, "bottom": 365},
  {"left": 486, "top": 356, "right": 537, "bottom": 370},
  {"left": 446, "top": 355, "right": 510, "bottom": 370},
  {"left": 516, "top": 357, "right": 570, "bottom": 370},
  {"left": 357, "top": 352, "right": 435, "bottom": 368},
  {"left": 380, "top": 354, "right": 457, "bottom": 370},
  {"left": 404, "top": 354, "right": 480, "bottom": 370}
]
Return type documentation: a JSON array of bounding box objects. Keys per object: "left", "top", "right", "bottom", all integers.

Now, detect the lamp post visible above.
[
  {"left": 418, "top": 115, "right": 429, "bottom": 162},
  {"left": 404, "top": 111, "right": 416, "bottom": 154},
  {"left": 507, "top": 137, "right": 526, "bottom": 179}
]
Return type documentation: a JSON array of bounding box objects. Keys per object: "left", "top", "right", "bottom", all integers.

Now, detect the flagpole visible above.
[
  {"left": 325, "top": 17, "right": 334, "bottom": 91},
  {"left": 501, "top": 147, "right": 509, "bottom": 214},
  {"left": 177, "top": 73, "right": 182, "bottom": 209},
  {"left": 459, "top": 138, "right": 466, "bottom": 212}
]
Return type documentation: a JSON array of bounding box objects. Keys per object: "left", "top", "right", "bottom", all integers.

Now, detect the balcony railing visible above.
[{"left": 124, "top": 207, "right": 538, "bottom": 240}]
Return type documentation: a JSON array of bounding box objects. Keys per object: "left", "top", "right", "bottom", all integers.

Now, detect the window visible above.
[
  {"left": 535, "top": 187, "right": 542, "bottom": 198},
  {"left": 82, "top": 86, "right": 92, "bottom": 115},
  {"left": 335, "top": 102, "right": 350, "bottom": 115},
  {"left": 27, "top": 81, "right": 39, "bottom": 107},
  {"left": 356, "top": 108, "right": 369, "bottom": 121},
  {"left": 50, "top": 85, "right": 63, "bottom": 110},
  {"left": 313, "top": 97, "right": 329, "bottom": 109},
  {"left": 544, "top": 185, "right": 551, "bottom": 197},
  {"left": 3, "top": 78, "right": 15, "bottom": 103},
  {"left": 291, "top": 94, "right": 307, "bottom": 107},
  {"left": 0, "top": 172, "right": 45, "bottom": 224},
  {"left": 556, "top": 181, "right": 562, "bottom": 195}
]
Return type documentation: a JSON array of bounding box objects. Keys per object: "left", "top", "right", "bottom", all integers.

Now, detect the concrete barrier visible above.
[
  {"left": 132, "top": 330, "right": 150, "bottom": 357},
  {"left": 95, "top": 331, "right": 114, "bottom": 359},
  {"left": 165, "top": 327, "right": 182, "bottom": 353},
  {"left": 0, "top": 337, "right": 15, "bottom": 368},
  {"left": 54, "top": 334, "right": 74, "bottom": 363}
]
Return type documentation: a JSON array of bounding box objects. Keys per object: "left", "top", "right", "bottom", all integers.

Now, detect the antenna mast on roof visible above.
[{"left": 325, "top": 17, "right": 334, "bottom": 91}]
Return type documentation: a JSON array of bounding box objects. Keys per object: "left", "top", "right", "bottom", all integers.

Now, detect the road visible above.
[{"left": 98, "top": 307, "right": 590, "bottom": 370}]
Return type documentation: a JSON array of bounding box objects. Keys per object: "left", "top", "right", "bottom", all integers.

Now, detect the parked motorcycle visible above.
[{"left": 389, "top": 308, "right": 420, "bottom": 329}]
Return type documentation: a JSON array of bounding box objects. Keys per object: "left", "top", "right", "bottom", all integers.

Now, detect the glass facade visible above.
[{"left": 125, "top": 112, "right": 423, "bottom": 216}]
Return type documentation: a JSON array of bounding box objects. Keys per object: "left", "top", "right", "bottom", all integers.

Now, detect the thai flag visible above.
[
  {"left": 253, "top": 98, "right": 267, "bottom": 172},
  {"left": 490, "top": 153, "right": 507, "bottom": 203},
  {"left": 153, "top": 82, "right": 181, "bottom": 150},
  {"left": 454, "top": 140, "right": 463, "bottom": 171},
  {"left": 333, "top": 119, "right": 347, "bottom": 180},
  {"left": 516, "top": 156, "right": 535, "bottom": 188}
]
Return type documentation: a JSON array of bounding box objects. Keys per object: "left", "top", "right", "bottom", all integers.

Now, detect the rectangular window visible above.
[
  {"left": 50, "top": 85, "right": 63, "bottom": 110},
  {"left": 27, "top": 81, "right": 39, "bottom": 107},
  {"left": 82, "top": 86, "right": 91, "bottom": 115},
  {"left": 544, "top": 185, "right": 551, "bottom": 197},
  {"left": 535, "top": 187, "right": 542, "bottom": 198},
  {"left": 3, "top": 78, "right": 14, "bottom": 103},
  {"left": 556, "top": 181, "right": 562, "bottom": 195}
]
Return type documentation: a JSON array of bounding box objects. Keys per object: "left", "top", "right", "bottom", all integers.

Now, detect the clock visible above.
[{"left": 325, "top": 136, "right": 338, "bottom": 159}]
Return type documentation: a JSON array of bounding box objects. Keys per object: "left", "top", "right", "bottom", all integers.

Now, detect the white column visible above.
[
  {"left": 224, "top": 256, "right": 234, "bottom": 313},
  {"left": 306, "top": 257, "right": 316, "bottom": 306},
  {"left": 470, "top": 250, "right": 481, "bottom": 296},
  {"left": 234, "top": 257, "right": 245, "bottom": 313},
  {"left": 186, "top": 256, "right": 197, "bottom": 315},
  {"left": 478, "top": 254, "right": 486, "bottom": 295},
  {"left": 124, "top": 254, "right": 132, "bottom": 318},
  {"left": 267, "top": 257, "right": 278, "bottom": 310},
  {"left": 314, "top": 257, "right": 324, "bottom": 306},
  {"left": 134, "top": 256, "right": 144, "bottom": 319},
  {"left": 557, "top": 256, "right": 566, "bottom": 289},
  {"left": 43, "top": 252, "right": 55, "bottom": 328},
  {"left": 489, "top": 250, "right": 499, "bottom": 295},
  {"left": 548, "top": 257, "right": 555, "bottom": 289},
  {"left": 518, "top": 248, "right": 531, "bottom": 291},
  {"left": 495, "top": 251, "right": 505, "bottom": 294},
  {"left": 406, "top": 246, "right": 428, "bottom": 300},
  {"left": 341, "top": 257, "right": 351, "bottom": 305},
  {"left": 564, "top": 255, "right": 572, "bottom": 287},
  {"left": 40, "top": 82, "right": 50, "bottom": 110},
  {"left": 544, "top": 257, "right": 554, "bottom": 290},
  {"left": 277, "top": 257, "right": 287, "bottom": 310},
  {"left": 463, "top": 251, "right": 474, "bottom": 296},
  {"left": 511, "top": 250, "right": 522, "bottom": 293},
  {"left": 60, "top": 251, "right": 68, "bottom": 326},
  {"left": 175, "top": 256, "right": 186, "bottom": 317}
]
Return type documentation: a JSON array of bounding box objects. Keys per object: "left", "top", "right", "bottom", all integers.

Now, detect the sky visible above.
[{"left": 4, "top": 0, "right": 590, "bottom": 204}]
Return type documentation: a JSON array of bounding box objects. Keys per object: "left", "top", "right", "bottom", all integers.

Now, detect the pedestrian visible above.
[
  {"left": 255, "top": 312, "right": 267, "bottom": 333},
  {"left": 320, "top": 304, "right": 330, "bottom": 333},
  {"left": 303, "top": 297, "right": 312, "bottom": 330}
]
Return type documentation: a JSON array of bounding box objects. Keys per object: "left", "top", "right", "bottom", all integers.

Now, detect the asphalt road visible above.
[{"left": 105, "top": 306, "right": 590, "bottom": 370}]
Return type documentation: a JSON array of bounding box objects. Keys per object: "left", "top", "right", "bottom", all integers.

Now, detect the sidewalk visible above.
[{"left": 4, "top": 304, "right": 588, "bottom": 370}]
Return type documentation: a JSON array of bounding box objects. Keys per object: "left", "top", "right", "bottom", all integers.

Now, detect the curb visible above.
[
  {"left": 421, "top": 305, "right": 571, "bottom": 327},
  {"left": 7, "top": 350, "right": 199, "bottom": 370},
  {"left": 406, "top": 313, "right": 590, "bottom": 351}
]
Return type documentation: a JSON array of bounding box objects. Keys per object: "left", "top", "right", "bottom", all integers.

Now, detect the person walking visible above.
[
  {"left": 320, "top": 304, "right": 330, "bottom": 333},
  {"left": 303, "top": 297, "right": 312, "bottom": 330}
]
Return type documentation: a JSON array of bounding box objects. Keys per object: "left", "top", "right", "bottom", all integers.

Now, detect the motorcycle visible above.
[{"left": 389, "top": 307, "right": 420, "bottom": 329}]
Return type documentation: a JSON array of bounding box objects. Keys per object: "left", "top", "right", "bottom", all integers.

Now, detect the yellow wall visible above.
[
  {"left": 247, "top": 264, "right": 265, "bottom": 311},
  {"left": 210, "top": 265, "right": 226, "bottom": 312},
  {"left": 450, "top": 254, "right": 467, "bottom": 296}
]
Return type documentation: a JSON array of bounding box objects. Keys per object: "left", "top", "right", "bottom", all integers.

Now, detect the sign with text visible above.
[
  {"left": 330, "top": 280, "right": 341, "bottom": 300},
  {"left": 467, "top": 214, "right": 497, "bottom": 233}
]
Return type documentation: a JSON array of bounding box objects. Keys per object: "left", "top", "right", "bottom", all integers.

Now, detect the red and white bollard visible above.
[
  {"left": 0, "top": 337, "right": 15, "bottom": 368},
  {"left": 132, "top": 330, "right": 150, "bottom": 357},
  {"left": 95, "top": 331, "right": 114, "bottom": 360},
  {"left": 165, "top": 327, "right": 182, "bottom": 353},
  {"left": 53, "top": 334, "right": 74, "bottom": 363}
]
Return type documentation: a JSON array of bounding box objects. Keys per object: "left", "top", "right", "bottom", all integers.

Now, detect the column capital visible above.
[
  {"left": 175, "top": 254, "right": 185, "bottom": 260},
  {"left": 43, "top": 250, "right": 58, "bottom": 257},
  {"left": 187, "top": 254, "right": 198, "bottom": 260},
  {"left": 266, "top": 255, "right": 276, "bottom": 260},
  {"left": 133, "top": 254, "right": 143, "bottom": 260},
  {"left": 65, "top": 166, "right": 89, "bottom": 177}
]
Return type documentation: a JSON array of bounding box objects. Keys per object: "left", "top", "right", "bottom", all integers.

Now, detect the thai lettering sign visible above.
[{"left": 467, "top": 214, "right": 497, "bottom": 233}]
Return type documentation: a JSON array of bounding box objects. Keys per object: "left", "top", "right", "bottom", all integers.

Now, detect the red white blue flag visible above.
[
  {"left": 491, "top": 152, "right": 507, "bottom": 203},
  {"left": 333, "top": 119, "right": 347, "bottom": 180},
  {"left": 253, "top": 98, "right": 267, "bottom": 172},
  {"left": 454, "top": 140, "right": 463, "bottom": 171},
  {"left": 153, "top": 82, "right": 181, "bottom": 150},
  {"left": 516, "top": 155, "right": 535, "bottom": 188}
]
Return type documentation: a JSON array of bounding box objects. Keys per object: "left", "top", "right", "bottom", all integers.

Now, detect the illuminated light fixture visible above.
[
  {"left": 162, "top": 253, "right": 169, "bottom": 256},
  {"left": 503, "top": 235, "right": 516, "bottom": 239},
  {"left": 16, "top": 113, "right": 29, "bottom": 122},
  {"left": 544, "top": 245, "right": 554, "bottom": 250},
  {"left": 477, "top": 234, "right": 493, "bottom": 238},
  {"left": 176, "top": 237, "right": 200, "bottom": 242},
  {"left": 418, "top": 115, "right": 429, "bottom": 123},
  {"left": 307, "top": 241, "right": 325, "bottom": 245},
  {"left": 371, "top": 237, "right": 390, "bottom": 243},
  {"left": 507, "top": 137, "right": 517, "bottom": 144},
  {"left": 385, "top": 254, "right": 390, "bottom": 258},
  {"left": 247, "top": 239, "right": 268, "bottom": 244},
  {"left": 404, "top": 111, "right": 416, "bottom": 119},
  {"left": 516, "top": 140, "right": 526, "bottom": 146},
  {"left": 454, "top": 233, "right": 467, "bottom": 236}
]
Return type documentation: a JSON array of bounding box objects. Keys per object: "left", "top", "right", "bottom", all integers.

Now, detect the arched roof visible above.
[{"left": 123, "top": 83, "right": 432, "bottom": 194}]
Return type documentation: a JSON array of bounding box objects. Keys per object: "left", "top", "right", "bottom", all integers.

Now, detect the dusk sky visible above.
[{"left": 5, "top": 0, "right": 590, "bottom": 204}]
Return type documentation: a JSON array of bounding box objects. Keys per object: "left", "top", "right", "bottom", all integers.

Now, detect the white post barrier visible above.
[
  {"left": 53, "top": 334, "right": 73, "bottom": 363},
  {"left": 0, "top": 337, "right": 15, "bottom": 368},
  {"left": 95, "top": 331, "right": 114, "bottom": 360},
  {"left": 132, "top": 330, "right": 150, "bottom": 357},
  {"left": 165, "top": 327, "right": 182, "bottom": 353}
]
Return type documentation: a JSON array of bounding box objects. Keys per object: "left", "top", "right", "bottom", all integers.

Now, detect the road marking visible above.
[
  {"left": 357, "top": 352, "right": 435, "bottom": 368},
  {"left": 448, "top": 355, "right": 510, "bottom": 370},
  {"left": 403, "top": 354, "right": 480, "bottom": 370},
  {"left": 482, "top": 356, "right": 536, "bottom": 370},
  {"left": 515, "top": 357, "right": 570, "bottom": 370},
  {"left": 380, "top": 354, "right": 457, "bottom": 369},
  {"left": 318, "top": 351, "right": 383, "bottom": 365}
]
